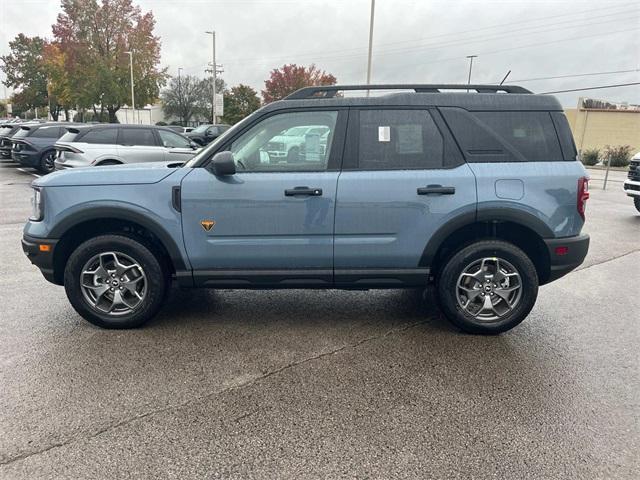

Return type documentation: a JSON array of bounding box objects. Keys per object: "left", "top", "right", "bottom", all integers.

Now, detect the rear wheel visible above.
[
  {"left": 436, "top": 240, "right": 538, "bottom": 334},
  {"left": 64, "top": 235, "right": 169, "bottom": 328},
  {"left": 634, "top": 197, "right": 640, "bottom": 213},
  {"left": 38, "top": 150, "right": 57, "bottom": 174}
]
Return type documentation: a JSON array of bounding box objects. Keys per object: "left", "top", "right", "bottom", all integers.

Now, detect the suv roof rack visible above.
[{"left": 285, "top": 84, "right": 533, "bottom": 99}]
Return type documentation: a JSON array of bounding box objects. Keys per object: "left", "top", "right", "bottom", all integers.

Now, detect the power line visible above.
[
  {"left": 541, "top": 82, "right": 640, "bottom": 94},
  {"left": 502, "top": 69, "right": 640, "bottom": 83}
]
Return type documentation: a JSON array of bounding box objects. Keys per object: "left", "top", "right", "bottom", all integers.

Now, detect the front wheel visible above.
[
  {"left": 64, "top": 235, "right": 169, "bottom": 328},
  {"left": 634, "top": 196, "right": 640, "bottom": 213},
  {"left": 38, "top": 150, "right": 57, "bottom": 174},
  {"left": 437, "top": 240, "right": 539, "bottom": 334}
]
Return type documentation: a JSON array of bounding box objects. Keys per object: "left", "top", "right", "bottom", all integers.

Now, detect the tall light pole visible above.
[
  {"left": 366, "top": 0, "right": 375, "bottom": 95},
  {"left": 205, "top": 31, "right": 216, "bottom": 124},
  {"left": 466, "top": 55, "right": 478, "bottom": 91},
  {"left": 177, "top": 67, "right": 183, "bottom": 126},
  {"left": 125, "top": 51, "right": 135, "bottom": 123}
]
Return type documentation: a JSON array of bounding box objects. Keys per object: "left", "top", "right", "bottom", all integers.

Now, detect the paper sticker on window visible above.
[{"left": 378, "top": 126, "right": 391, "bottom": 142}]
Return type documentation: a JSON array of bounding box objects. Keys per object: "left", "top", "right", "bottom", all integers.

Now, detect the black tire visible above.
[
  {"left": 436, "top": 240, "right": 538, "bottom": 334},
  {"left": 634, "top": 197, "right": 640, "bottom": 213},
  {"left": 64, "top": 234, "right": 169, "bottom": 328},
  {"left": 38, "top": 150, "right": 57, "bottom": 174}
]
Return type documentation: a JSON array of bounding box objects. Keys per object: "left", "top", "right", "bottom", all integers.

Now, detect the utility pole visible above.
[
  {"left": 125, "top": 51, "right": 135, "bottom": 124},
  {"left": 466, "top": 55, "right": 477, "bottom": 92},
  {"left": 205, "top": 31, "right": 216, "bottom": 124},
  {"left": 177, "top": 67, "right": 183, "bottom": 126},
  {"left": 366, "top": 0, "right": 375, "bottom": 95}
]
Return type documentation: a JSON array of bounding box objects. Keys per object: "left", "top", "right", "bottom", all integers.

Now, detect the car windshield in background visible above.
[
  {"left": 283, "top": 127, "right": 309, "bottom": 136},
  {"left": 12, "top": 128, "right": 31, "bottom": 139},
  {"left": 191, "top": 125, "right": 210, "bottom": 133}
]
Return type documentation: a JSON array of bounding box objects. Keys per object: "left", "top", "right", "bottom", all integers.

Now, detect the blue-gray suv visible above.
[{"left": 22, "top": 84, "right": 590, "bottom": 333}]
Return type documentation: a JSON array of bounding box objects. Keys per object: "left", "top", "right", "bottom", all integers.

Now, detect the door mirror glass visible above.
[
  {"left": 210, "top": 151, "right": 236, "bottom": 176},
  {"left": 190, "top": 141, "right": 199, "bottom": 149}
]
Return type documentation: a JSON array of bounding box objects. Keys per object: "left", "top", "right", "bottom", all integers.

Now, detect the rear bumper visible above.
[
  {"left": 12, "top": 150, "right": 40, "bottom": 167},
  {"left": 21, "top": 234, "right": 59, "bottom": 284},
  {"left": 543, "top": 233, "right": 590, "bottom": 284}
]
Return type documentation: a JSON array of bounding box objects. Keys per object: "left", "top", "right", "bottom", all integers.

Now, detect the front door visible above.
[
  {"left": 181, "top": 109, "right": 346, "bottom": 287},
  {"left": 334, "top": 108, "right": 477, "bottom": 286}
]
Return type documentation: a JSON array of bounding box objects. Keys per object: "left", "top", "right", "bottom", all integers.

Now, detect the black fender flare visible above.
[
  {"left": 49, "top": 204, "right": 189, "bottom": 272},
  {"left": 419, "top": 207, "right": 554, "bottom": 267}
]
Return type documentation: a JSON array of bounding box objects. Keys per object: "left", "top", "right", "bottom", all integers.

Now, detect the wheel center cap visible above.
[
  {"left": 112, "top": 280, "right": 119, "bottom": 286},
  {"left": 484, "top": 285, "right": 492, "bottom": 292}
]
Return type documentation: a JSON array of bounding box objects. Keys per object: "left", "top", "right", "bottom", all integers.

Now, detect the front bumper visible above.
[
  {"left": 543, "top": 233, "right": 590, "bottom": 284},
  {"left": 22, "top": 234, "right": 59, "bottom": 284},
  {"left": 623, "top": 180, "right": 640, "bottom": 197},
  {"left": 12, "top": 150, "right": 39, "bottom": 167}
]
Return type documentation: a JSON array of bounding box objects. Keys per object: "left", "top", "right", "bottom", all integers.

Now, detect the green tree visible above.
[
  {"left": 222, "top": 84, "right": 260, "bottom": 124},
  {"left": 52, "top": 0, "right": 167, "bottom": 122},
  {"left": 0, "top": 100, "right": 6, "bottom": 117},
  {"left": 262, "top": 64, "right": 336, "bottom": 103},
  {"left": 1, "top": 34, "right": 48, "bottom": 112}
]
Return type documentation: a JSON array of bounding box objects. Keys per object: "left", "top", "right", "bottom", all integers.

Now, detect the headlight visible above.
[{"left": 30, "top": 187, "right": 43, "bottom": 221}]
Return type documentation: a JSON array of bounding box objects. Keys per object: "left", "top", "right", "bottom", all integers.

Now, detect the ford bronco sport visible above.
[{"left": 22, "top": 84, "right": 590, "bottom": 333}]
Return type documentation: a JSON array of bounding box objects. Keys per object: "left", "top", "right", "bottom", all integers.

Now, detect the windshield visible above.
[
  {"left": 282, "top": 126, "right": 309, "bottom": 136},
  {"left": 191, "top": 124, "right": 210, "bottom": 134},
  {"left": 12, "top": 128, "right": 31, "bottom": 139}
]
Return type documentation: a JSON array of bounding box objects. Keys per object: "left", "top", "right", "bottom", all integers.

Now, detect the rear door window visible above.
[
  {"left": 79, "top": 128, "right": 118, "bottom": 144},
  {"left": 119, "top": 128, "right": 157, "bottom": 146},
  {"left": 158, "top": 129, "right": 191, "bottom": 148},
  {"left": 357, "top": 109, "right": 444, "bottom": 170}
]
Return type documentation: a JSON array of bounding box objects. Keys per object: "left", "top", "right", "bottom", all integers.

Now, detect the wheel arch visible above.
[
  {"left": 50, "top": 207, "right": 189, "bottom": 285},
  {"left": 422, "top": 209, "right": 553, "bottom": 285}
]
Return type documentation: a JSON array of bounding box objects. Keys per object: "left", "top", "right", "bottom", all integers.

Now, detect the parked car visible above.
[
  {"left": 0, "top": 121, "right": 43, "bottom": 160},
  {"left": 186, "top": 123, "right": 230, "bottom": 146},
  {"left": 22, "top": 84, "right": 590, "bottom": 332},
  {"left": 167, "top": 125, "right": 194, "bottom": 134},
  {"left": 264, "top": 125, "right": 330, "bottom": 162},
  {"left": 53, "top": 124, "right": 199, "bottom": 169},
  {"left": 623, "top": 151, "right": 640, "bottom": 212},
  {"left": 11, "top": 122, "right": 75, "bottom": 173}
]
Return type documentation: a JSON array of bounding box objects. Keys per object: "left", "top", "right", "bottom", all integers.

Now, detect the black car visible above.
[
  {"left": 11, "top": 123, "right": 77, "bottom": 173},
  {"left": 0, "top": 121, "right": 43, "bottom": 160},
  {"left": 186, "top": 123, "right": 230, "bottom": 146}
]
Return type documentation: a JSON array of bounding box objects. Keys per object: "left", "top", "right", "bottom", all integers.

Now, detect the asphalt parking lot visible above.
[{"left": 0, "top": 162, "right": 638, "bottom": 479}]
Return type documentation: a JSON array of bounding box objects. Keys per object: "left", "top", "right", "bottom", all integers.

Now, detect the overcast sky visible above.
[{"left": 1, "top": 0, "right": 639, "bottom": 107}]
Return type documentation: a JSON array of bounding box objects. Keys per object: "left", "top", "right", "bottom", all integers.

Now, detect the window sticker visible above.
[
  {"left": 378, "top": 126, "right": 391, "bottom": 142},
  {"left": 396, "top": 124, "right": 423, "bottom": 154}
]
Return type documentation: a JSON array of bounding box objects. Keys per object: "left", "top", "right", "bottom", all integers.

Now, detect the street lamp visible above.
[
  {"left": 205, "top": 31, "right": 216, "bottom": 124},
  {"left": 466, "top": 55, "right": 478, "bottom": 92},
  {"left": 366, "top": 0, "right": 375, "bottom": 96},
  {"left": 125, "top": 51, "right": 136, "bottom": 124},
  {"left": 177, "top": 67, "right": 183, "bottom": 126}
]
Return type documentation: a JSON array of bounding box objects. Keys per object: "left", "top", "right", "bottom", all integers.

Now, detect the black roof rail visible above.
[{"left": 285, "top": 84, "right": 533, "bottom": 99}]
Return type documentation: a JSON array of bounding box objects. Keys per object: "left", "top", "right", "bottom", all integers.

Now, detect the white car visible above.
[
  {"left": 623, "top": 151, "right": 640, "bottom": 212},
  {"left": 54, "top": 124, "right": 200, "bottom": 169},
  {"left": 264, "top": 125, "right": 329, "bottom": 162}
]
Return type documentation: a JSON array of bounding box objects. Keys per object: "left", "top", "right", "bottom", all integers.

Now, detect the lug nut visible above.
[
  {"left": 119, "top": 286, "right": 123, "bottom": 290},
  {"left": 110, "top": 287, "right": 114, "bottom": 291}
]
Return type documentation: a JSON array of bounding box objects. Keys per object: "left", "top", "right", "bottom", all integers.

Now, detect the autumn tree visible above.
[
  {"left": 52, "top": 0, "right": 167, "bottom": 122},
  {"left": 160, "top": 74, "right": 209, "bottom": 125},
  {"left": 262, "top": 64, "right": 336, "bottom": 103},
  {"left": 222, "top": 84, "right": 260, "bottom": 124},
  {"left": 0, "top": 34, "right": 48, "bottom": 113}
]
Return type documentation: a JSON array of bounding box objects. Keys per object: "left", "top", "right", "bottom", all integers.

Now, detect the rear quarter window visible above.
[
  {"left": 78, "top": 128, "right": 118, "bottom": 144},
  {"left": 440, "top": 108, "right": 564, "bottom": 162},
  {"left": 30, "top": 126, "right": 63, "bottom": 138}
]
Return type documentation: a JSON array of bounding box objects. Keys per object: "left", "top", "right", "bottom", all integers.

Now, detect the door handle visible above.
[
  {"left": 284, "top": 187, "right": 323, "bottom": 196},
  {"left": 417, "top": 185, "right": 456, "bottom": 195}
]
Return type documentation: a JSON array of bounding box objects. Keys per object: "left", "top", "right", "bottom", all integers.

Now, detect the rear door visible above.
[
  {"left": 334, "top": 108, "right": 477, "bottom": 286},
  {"left": 117, "top": 128, "right": 165, "bottom": 164}
]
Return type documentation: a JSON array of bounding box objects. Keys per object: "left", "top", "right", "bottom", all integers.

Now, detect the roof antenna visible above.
[{"left": 499, "top": 70, "right": 511, "bottom": 85}]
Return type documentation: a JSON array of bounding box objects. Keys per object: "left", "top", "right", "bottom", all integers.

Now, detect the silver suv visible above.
[{"left": 54, "top": 124, "right": 200, "bottom": 169}]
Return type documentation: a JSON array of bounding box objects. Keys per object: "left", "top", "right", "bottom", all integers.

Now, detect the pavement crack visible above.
[
  {"left": 0, "top": 320, "right": 427, "bottom": 468},
  {"left": 574, "top": 249, "right": 640, "bottom": 273}
]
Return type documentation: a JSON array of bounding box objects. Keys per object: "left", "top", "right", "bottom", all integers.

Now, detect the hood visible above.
[{"left": 34, "top": 161, "right": 182, "bottom": 187}]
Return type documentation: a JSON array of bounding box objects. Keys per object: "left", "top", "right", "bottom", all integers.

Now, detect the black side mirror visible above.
[
  {"left": 190, "top": 141, "right": 199, "bottom": 149},
  {"left": 209, "top": 151, "right": 236, "bottom": 176}
]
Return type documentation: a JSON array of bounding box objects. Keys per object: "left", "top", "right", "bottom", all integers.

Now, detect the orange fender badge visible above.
[{"left": 201, "top": 220, "right": 216, "bottom": 231}]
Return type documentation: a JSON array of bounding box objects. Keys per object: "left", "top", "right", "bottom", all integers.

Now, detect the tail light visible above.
[{"left": 577, "top": 176, "right": 589, "bottom": 220}]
